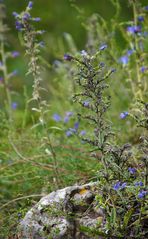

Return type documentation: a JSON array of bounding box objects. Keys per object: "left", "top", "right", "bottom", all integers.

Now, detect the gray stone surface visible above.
[{"left": 18, "top": 182, "right": 104, "bottom": 239}]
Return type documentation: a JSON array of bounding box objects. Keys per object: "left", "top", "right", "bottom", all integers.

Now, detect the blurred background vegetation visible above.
[{"left": 2, "top": 0, "right": 147, "bottom": 118}]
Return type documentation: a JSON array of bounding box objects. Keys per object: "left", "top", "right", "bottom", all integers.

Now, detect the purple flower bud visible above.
[
  {"left": 120, "top": 111, "right": 128, "bottom": 119},
  {"left": 53, "top": 113, "right": 61, "bottom": 122},
  {"left": 33, "top": 17, "right": 41, "bottom": 22},
  {"left": 127, "top": 49, "right": 134, "bottom": 56},
  {"left": 121, "top": 182, "right": 127, "bottom": 189},
  {"left": 64, "top": 54, "right": 73, "bottom": 61},
  {"left": 28, "top": 1, "right": 33, "bottom": 9},
  {"left": 11, "top": 102, "right": 18, "bottom": 110},
  {"left": 80, "top": 50, "right": 88, "bottom": 56},
  {"left": 140, "top": 66, "right": 147, "bottom": 73},
  {"left": 22, "top": 13, "right": 30, "bottom": 21},
  {"left": 64, "top": 116, "right": 69, "bottom": 123},
  {"left": 66, "top": 111, "right": 73, "bottom": 117},
  {"left": 12, "top": 51, "right": 20, "bottom": 58},
  {"left": 12, "top": 70, "right": 18, "bottom": 76},
  {"left": 111, "top": 68, "right": 116, "bottom": 73},
  {"left": 99, "top": 44, "right": 107, "bottom": 50},
  {"left": 83, "top": 100, "right": 89, "bottom": 107},
  {"left": 138, "top": 16, "right": 144, "bottom": 22},
  {"left": 66, "top": 130, "right": 73, "bottom": 137},
  {"left": 119, "top": 55, "right": 129, "bottom": 65},
  {"left": 100, "top": 62, "right": 105, "bottom": 67},
  {"left": 128, "top": 167, "right": 136, "bottom": 174},
  {"left": 64, "top": 111, "right": 73, "bottom": 123},
  {"left": 80, "top": 130, "right": 86, "bottom": 136},
  {"left": 0, "top": 77, "right": 3, "bottom": 82},
  {"left": 15, "top": 21, "right": 24, "bottom": 31},
  {"left": 12, "top": 12, "right": 19, "bottom": 18},
  {"left": 74, "top": 121, "right": 79, "bottom": 130}
]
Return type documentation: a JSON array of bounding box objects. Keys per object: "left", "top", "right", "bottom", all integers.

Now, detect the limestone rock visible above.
[{"left": 18, "top": 182, "right": 104, "bottom": 239}]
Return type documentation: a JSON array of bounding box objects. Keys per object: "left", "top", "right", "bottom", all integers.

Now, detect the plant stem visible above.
[
  {"left": 132, "top": 0, "right": 142, "bottom": 100},
  {"left": 1, "top": 41, "right": 12, "bottom": 121}
]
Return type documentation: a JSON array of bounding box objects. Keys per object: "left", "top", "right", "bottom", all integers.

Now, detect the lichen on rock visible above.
[{"left": 18, "top": 182, "right": 104, "bottom": 239}]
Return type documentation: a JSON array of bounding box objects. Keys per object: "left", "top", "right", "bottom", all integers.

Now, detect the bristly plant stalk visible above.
[
  {"left": 13, "top": 1, "right": 61, "bottom": 186},
  {"left": 0, "top": 2, "right": 12, "bottom": 121},
  {"left": 132, "top": 0, "right": 143, "bottom": 100}
]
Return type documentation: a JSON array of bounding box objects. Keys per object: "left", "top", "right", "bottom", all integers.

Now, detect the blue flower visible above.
[
  {"left": 99, "top": 44, "right": 107, "bottom": 50},
  {"left": 65, "top": 130, "right": 73, "bottom": 137},
  {"left": 119, "top": 55, "right": 129, "bottom": 65},
  {"left": 145, "top": 6, "right": 148, "bottom": 11},
  {"left": 127, "top": 26, "right": 141, "bottom": 34},
  {"left": 138, "top": 16, "right": 144, "bottom": 22},
  {"left": 53, "top": 114, "right": 61, "bottom": 122},
  {"left": 28, "top": 1, "right": 33, "bottom": 9},
  {"left": 0, "top": 77, "right": 3, "bottom": 82},
  {"left": 80, "top": 130, "right": 86, "bottom": 136},
  {"left": 64, "top": 116, "right": 69, "bottom": 123},
  {"left": 113, "top": 181, "right": 127, "bottom": 191},
  {"left": 11, "top": 102, "right": 18, "bottom": 110},
  {"left": 140, "top": 66, "right": 147, "bottom": 73},
  {"left": 120, "top": 111, "right": 128, "bottom": 119},
  {"left": 74, "top": 121, "right": 79, "bottom": 130},
  {"left": 138, "top": 190, "right": 147, "bottom": 198},
  {"left": 12, "top": 51, "right": 20, "bottom": 58},
  {"left": 64, "top": 54, "right": 73, "bottom": 61},
  {"left": 127, "top": 49, "right": 134, "bottom": 56},
  {"left": 134, "top": 182, "right": 143, "bottom": 187},
  {"left": 128, "top": 167, "right": 136, "bottom": 174},
  {"left": 83, "top": 100, "right": 89, "bottom": 107},
  {"left": 113, "top": 182, "right": 120, "bottom": 191}
]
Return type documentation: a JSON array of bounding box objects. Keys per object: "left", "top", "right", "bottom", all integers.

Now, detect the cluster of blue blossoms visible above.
[
  {"left": 13, "top": 1, "right": 42, "bottom": 32},
  {"left": 52, "top": 112, "right": 86, "bottom": 137},
  {"left": 113, "top": 166, "right": 147, "bottom": 199}
]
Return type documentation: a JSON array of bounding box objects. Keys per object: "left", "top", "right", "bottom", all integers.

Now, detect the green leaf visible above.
[
  {"left": 111, "top": 207, "right": 117, "bottom": 226},
  {"left": 49, "top": 126, "right": 63, "bottom": 131},
  {"left": 123, "top": 208, "right": 134, "bottom": 229}
]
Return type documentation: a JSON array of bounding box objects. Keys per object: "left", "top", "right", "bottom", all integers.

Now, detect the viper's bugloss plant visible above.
[
  {"left": 0, "top": 1, "right": 19, "bottom": 121},
  {"left": 64, "top": 44, "right": 147, "bottom": 237},
  {"left": 13, "top": 1, "right": 62, "bottom": 186},
  {"left": 118, "top": 0, "right": 148, "bottom": 102}
]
